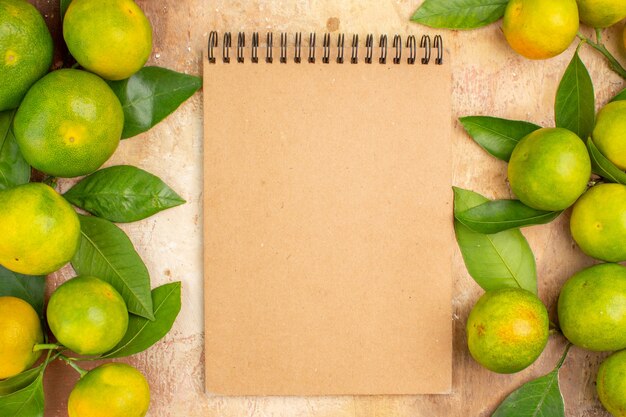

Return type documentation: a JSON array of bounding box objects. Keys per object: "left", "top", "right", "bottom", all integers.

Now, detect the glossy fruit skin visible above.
[
  {"left": 13, "top": 69, "right": 123, "bottom": 178},
  {"left": 0, "top": 296, "right": 43, "bottom": 379},
  {"left": 570, "top": 184, "right": 626, "bottom": 262},
  {"left": 597, "top": 350, "right": 626, "bottom": 417},
  {"left": 466, "top": 288, "right": 549, "bottom": 374},
  {"left": 47, "top": 276, "right": 129, "bottom": 356},
  {"left": 0, "top": 182, "right": 80, "bottom": 275},
  {"left": 576, "top": 0, "right": 626, "bottom": 28},
  {"left": 68, "top": 363, "right": 150, "bottom": 417},
  {"left": 503, "top": 0, "right": 579, "bottom": 60},
  {"left": 558, "top": 263, "right": 626, "bottom": 352},
  {"left": 593, "top": 101, "right": 626, "bottom": 170},
  {"left": 63, "top": 0, "right": 152, "bottom": 80},
  {"left": 508, "top": 128, "right": 590, "bottom": 211},
  {"left": 0, "top": 0, "right": 53, "bottom": 111}
]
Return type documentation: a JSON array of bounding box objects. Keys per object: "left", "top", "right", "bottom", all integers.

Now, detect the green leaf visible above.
[
  {"left": 107, "top": 66, "right": 201, "bottom": 139},
  {"left": 555, "top": 49, "right": 595, "bottom": 140},
  {"left": 71, "top": 215, "right": 154, "bottom": 320},
  {"left": 0, "top": 266, "right": 45, "bottom": 316},
  {"left": 0, "top": 110, "right": 30, "bottom": 191},
  {"left": 587, "top": 138, "right": 626, "bottom": 185},
  {"left": 64, "top": 165, "right": 185, "bottom": 223},
  {"left": 610, "top": 87, "right": 626, "bottom": 102},
  {"left": 103, "top": 282, "right": 181, "bottom": 358},
  {"left": 0, "top": 371, "right": 44, "bottom": 417},
  {"left": 455, "top": 200, "right": 562, "bottom": 234},
  {"left": 453, "top": 187, "right": 537, "bottom": 294},
  {"left": 492, "top": 344, "right": 571, "bottom": 417},
  {"left": 410, "top": 0, "right": 509, "bottom": 29},
  {"left": 0, "top": 366, "right": 42, "bottom": 396},
  {"left": 60, "top": 0, "right": 71, "bottom": 18},
  {"left": 459, "top": 116, "right": 541, "bottom": 161}
]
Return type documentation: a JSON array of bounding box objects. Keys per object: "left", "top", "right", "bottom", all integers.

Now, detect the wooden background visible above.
[{"left": 29, "top": 0, "right": 626, "bottom": 416}]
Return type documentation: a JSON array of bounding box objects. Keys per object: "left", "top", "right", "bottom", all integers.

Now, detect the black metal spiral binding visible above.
[
  {"left": 208, "top": 31, "right": 218, "bottom": 63},
  {"left": 294, "top": 32, "right": 302, "bottom": 63},
  {"left": 308, "top": 33, "right": 316, "bottom": 63},
  {"left": 407, "top": 35, "right": 416, "bottom": 65},
  {"left": 223, "top": 32, "right": 231, "bottom": 63},
  {"left": 207, "top": 31, "right": 443, "bottom": 65},
  {"left": 251, "top": 32, "right": 259, "bottom": 63},
  {"left": 266, "top": 32, "right": 273, "bottom": 63},
  {"left": 434, "top": 35, "right": 443, "bottom": 65},
  {"left": 322, "top": 33, "right": 330, "bottom": 64},
  {"left": 365, "top": 34, "right": 373, "bottom": 64},
  {"left": 420, "top": 35, "right": 431, "bottom": 65},
  {"left": 351, "top": 34, "right": 358, "bottom": 64},
  {"left": 237, "top": 32, "right": 245, "bottom": 63},
  {"left": 336, "top": 33, "right": 345, "bottom": 64},
  {"left": 393, "top": 35, "right": 401, "bottom": 64},
  {"left": 379, "top": 34, "right": 387, "bottom": 64}
]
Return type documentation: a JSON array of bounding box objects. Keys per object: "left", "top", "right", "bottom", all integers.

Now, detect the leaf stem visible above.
[
  {"left": 33, "top": 343, "right": 63, "bottom": 352},
  {"left": 59, "top": 355, "right": 88, "bottom": 378},
  {"left": 555, "top": 343, "right": 572, "bottom": 371},
  {"left": 578, "top": 31, "right": 626, "bottom": 80}
]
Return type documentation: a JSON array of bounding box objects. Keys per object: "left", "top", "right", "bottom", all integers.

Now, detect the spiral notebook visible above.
[{"left": 203, "top": 31, "right": 453, "bottom": 396}]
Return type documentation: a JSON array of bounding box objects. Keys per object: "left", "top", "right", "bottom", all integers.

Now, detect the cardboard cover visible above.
[{"left": 203, "top": 46, "right": 453, "bottom": 396}]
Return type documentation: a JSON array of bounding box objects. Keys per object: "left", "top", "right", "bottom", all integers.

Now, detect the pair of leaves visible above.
[
  {"left": 0, "top": 267, "right": 45, "bottom": 317},
  {"left": 453, "top": 187, "right": 537, "bottom": 294},
  {"left": 108, "top": 67, "right": 202, "bottom": 139},
  {"left": 64, "top": 165, "right": 185, "bottom": 223},
  {"left": 492, "top": 345, "right": 571, "bottom": 416},
  {"left": 0, "top": 111, "right": 30, "bottom": 191},
  {"left": 411, "top": 0, "right": 509, "bottom": 29},
  {"left": 0, "top": 368, "right": 44, "bottom": 417}
]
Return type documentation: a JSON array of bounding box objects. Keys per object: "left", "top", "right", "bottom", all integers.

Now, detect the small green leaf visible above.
[
  {"left": 107, "top": 66, "right": 201, "bottom": 139},
  {"left": 587, "top": 138, "right": 626, "bottom": 185},
  {"left": 0, "top": 371, "right": 44, "bottom": 417},
  {"left": 492, "top": 344, "right": 571, "bottom": 417},
  {"left": 71, "top": 215, "right": 154, "bottom": 320},
  {"left": 453, "top": 187, "right": 537, "bottom": 294},
  {"left": 60, "top": 0, "right": 71, "bottom": 18},
  {"left": 0, "top": 266, "right": 45, "bottom": 316},
  {"left": 103, "top": 282, "right": 181, "bottom": 358},
  {"left": 64, "top": 165, "right": 185, "bottom": 223},
  {"left": 410, "top": 0, "right": 509, "bottom": 29},
  {"left": 555, "top": 49, "right": 595, "bottom": 141},
  {"left": 0, "top": 366, "right": 42, "bottom": 396},
  {"left": 0, "top": 110, "right": 30, "bottom": 191},
  {"left": 459, "top": 116, "right": 541, "bottom": 161},
  {"left": 456, "top": 200, "right": 562, "bottom": 234},
  {"left": 610, "top": 87, "right": 626, "bottom": 102}
]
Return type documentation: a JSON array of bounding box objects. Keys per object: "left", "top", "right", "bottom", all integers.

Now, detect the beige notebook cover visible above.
[{"left": 203, "top": 32, "right": 453, "bottom": 396}]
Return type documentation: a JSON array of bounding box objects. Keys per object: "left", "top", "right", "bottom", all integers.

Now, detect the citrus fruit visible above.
[
  {"left": 13, "top": 69, "right": 123, "bottom": 178},
  {"left": 0, "top": 182, "right": 80, "bottom": 275},
  {"left": 0, "top": 0, "right": 53, "bottom": 111},
  {"left": 47, "top": 276, "right": 128, "bottom": 356},
  {"left": 466, "top": 288, "right": 549, "bottom": 374},
  {"left": 0, "top": 296, "right": 43, "bottom": 379},
  {"left": 503, "top": 0, "right": 579, "bottom": 59},
  {"left": 570, "top": 183, "right": 626, "bottom": 262},
  {"left": 68, "top": 363, "right": 150, "bottom": 417},
  {"left": 63, "top": 0, "right": 152, "bottom": 80},
  {"left": 508, "top": 127, "right": 590, "bottom": 211},
  {"left": 597, "top": 350, "right": 626, "bottom": 417},
  {"left": 592, "top": 101, "right": 626, "bottom": 170},
  {"left": 558, "top": 263, "right": 626, "bottom": 351},
  {"left": 576, "top": 0, "right": 626, "bottom": 28}
]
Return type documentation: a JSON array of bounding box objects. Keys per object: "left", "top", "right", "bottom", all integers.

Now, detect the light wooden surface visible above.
[{"left": 33, "top": 1, "right": 626, "bottom": 416}]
